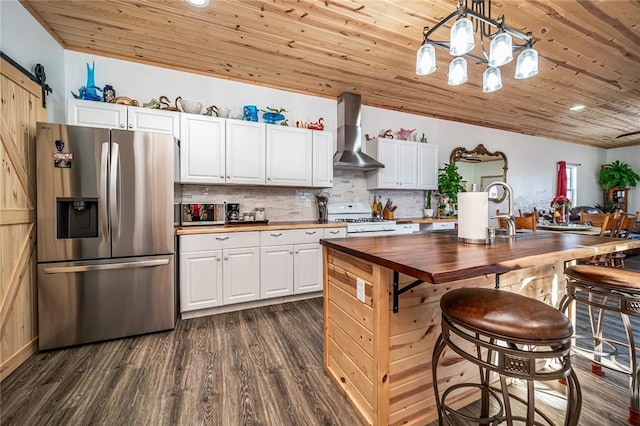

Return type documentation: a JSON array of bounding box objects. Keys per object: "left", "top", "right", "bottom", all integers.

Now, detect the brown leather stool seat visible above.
[
  {"left": 433, "top": 288, "right": 582, "bottom": 425},
  {"left": 561, "top": 265, "right": 640, "bottom": 425}
]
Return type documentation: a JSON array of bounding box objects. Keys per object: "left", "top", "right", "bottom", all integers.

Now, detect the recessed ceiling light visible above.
[
  {"left": 186, "top": 0, "right": 209, "bottom": 7},
  {"left": 570, "top": 105, "right": 586, "bottom": 111}
]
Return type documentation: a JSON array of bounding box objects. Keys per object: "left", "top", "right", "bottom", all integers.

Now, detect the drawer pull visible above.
[
  {"left": 329, "top": 230, "right": 340, "bottom": 234},
  {"left": 305, "top": 231, "right": 317, "bottom": 235},
  {"left": 215, "top": 236, "right": 230, "bottom": 241},
  {"left": 270, "top": 233, "right": 283, "bottom": 237}
]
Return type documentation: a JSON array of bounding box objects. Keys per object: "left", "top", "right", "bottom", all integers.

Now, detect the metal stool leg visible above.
[
  {"left": 432, "top": 333, "right": 447, "bottom": 426},
  {"left": 564, "top": 368, "right": 582, "bottom": 426}
]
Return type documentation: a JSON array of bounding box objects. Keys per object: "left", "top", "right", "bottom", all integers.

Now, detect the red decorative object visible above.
[{"left": 308, "top": 117, "right": 324, "bottom": 130}]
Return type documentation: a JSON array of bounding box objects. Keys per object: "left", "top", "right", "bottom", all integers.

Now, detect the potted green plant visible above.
[
  {"left": 437, "top": 162, "right": 466, "bottom": 217},
  {"left": 424, "top": 190, "right": 434, "bottom": 218},
  {"left": 599, "top": 160, "right": 640, "bottom": 189}
]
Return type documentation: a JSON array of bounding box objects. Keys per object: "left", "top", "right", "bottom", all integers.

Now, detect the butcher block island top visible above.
[
  {"left": 320, "top": 232, "right": 640, "bottom": 426},
  {"left": 320, "top": 231, "right": 639, "bottom": 284}
]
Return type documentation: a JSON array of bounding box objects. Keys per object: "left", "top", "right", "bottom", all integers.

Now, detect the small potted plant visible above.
[
  {"left": 424, "top": 190, "right": 434, "bottom": 218},
  {"left": 437, "top": 163, "right": 465, "bottom": 217}
]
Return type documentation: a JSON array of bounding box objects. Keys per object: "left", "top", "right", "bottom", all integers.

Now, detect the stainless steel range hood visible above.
[{"left": 333, "top": 92, "right": 384, "bottom": 171}]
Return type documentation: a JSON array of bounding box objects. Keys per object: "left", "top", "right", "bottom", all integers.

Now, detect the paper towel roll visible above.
[{"left": 457, "top": 192, "right": 489, "bottom": 243}]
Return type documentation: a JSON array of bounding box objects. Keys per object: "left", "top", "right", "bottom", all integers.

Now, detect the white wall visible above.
[
  {"left": 606, "top": 146, "right": 640, "bottom": 213},
  {"left": 0, "top": 0, "right": 65, "bottom": 122}
]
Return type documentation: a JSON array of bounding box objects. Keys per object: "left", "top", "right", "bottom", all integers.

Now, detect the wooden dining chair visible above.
[
  {"left": 609, "top": 212, "right": 639, "bottom": 268},
  {"left": 580, "top": 212, "right": 612, "bottom": 228},
  {"left": 497, "top": 209, "right": 537, "bottom": 231},
  {"left": 577, "top": 213, "right": 620, "bottom": 266}
]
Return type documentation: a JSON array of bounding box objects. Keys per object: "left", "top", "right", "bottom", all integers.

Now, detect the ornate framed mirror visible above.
[{"left": 450, "top": 144, "right": 508, "bottom": 202}]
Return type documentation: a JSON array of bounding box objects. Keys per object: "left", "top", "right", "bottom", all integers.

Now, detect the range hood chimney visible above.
[{"left": 333, "top": 92, "right": 384, "bottom": 171}]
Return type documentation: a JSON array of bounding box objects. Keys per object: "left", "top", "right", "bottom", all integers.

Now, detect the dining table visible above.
[{"left": 537, "top": 222, "right": 602, "bottom": 235}]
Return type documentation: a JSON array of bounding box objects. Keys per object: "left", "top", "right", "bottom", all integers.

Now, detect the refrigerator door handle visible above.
[
  {"left": 100, "top": 142, "right": 110, "bottom": 240},
  {"left": 110, "top": 142, "right": 120, "bottom": 240},
  {"left": 43, "top": 259, "right": 170, "bottom": 274}
]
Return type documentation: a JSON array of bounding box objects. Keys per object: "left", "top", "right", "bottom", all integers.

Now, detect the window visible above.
[{"left": 566, "top": 164, "right": 577, "bottom": 206}]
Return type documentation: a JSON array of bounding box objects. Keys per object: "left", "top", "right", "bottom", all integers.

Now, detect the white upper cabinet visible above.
[
  {"left": 266, "top": 126, "right": 312, "bottom": 186},
  {"left": 312, "top": 131, "right": 334, "bottom": 187},
  {"left": 180, "top": 114, "right": 226, "bottom": 183},
  {"left": 127, "top": 106, "right": 180, "bottom": 138},
  {"left": 417, "top": 143, "right": 438, "bottom": 190},
  {"left": 226, "top": 120, "right": 266, "bottom": 185},
  {"left": 67, "top": 99, "right": 126, "bottom": 129},
  {"left": 366, "top": 138, "right": 438, "bottom": 190},
  {"left": 67, "top": 99, "right": 180, "bottom": 138},
  {"left": 398, "top": 141, "right": 418, "bottom": 188}
]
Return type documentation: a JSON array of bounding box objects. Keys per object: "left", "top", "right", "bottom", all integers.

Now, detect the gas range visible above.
[{"left": 327, "top": 202, "right": 397, "bottom": 235}]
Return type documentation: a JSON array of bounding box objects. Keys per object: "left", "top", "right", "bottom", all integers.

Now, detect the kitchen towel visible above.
[{"left": 457, "top": 192, "right": 489, "bottom": 243}]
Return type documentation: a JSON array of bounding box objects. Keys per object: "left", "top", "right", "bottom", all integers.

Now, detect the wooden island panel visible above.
[{"left": 322, "top": 232, "right": 640, "bottom": 425}]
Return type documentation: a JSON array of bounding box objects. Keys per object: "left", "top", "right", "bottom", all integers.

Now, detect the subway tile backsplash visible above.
[{"left": 179, "top": 170, "right": 426, "bottom": 222}]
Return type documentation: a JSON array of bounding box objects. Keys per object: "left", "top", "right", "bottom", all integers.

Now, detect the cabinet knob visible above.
[
  {"left": 329, "top": 180, "right": 333, "bottom": 183},
  {"left": 226, "top": 176, "right": 230, "bottom": 179},
  {"left": 128, "top": 124, "right": 133, "bottom": 129},
  {"left": 120, "top": 124, "right": 125, "bottom": 128},
  {"left": 224, "top": 256, "right": 229, "bottom": 261},
  {"left": 295, "top": 250, "right": 299, "bottom": 254},
  {"left": 217, "top": 257, "right": 221, "bottom": 261},
  {"left": 289, "top": 250, "right": 293, "bottom": 254},
  {"left": 267, "top": 177, "right": 271, "bottom": 181}
]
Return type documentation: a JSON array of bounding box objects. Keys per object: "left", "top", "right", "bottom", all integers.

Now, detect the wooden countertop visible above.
[
  {"left": 176, "top": 221, "right": 347, "bottom": 235},
  {"left": 320, "top": 231, "right": 640, "bottom": 284},
  {"left": 396, "top": 217, "right": 457, "bottom": 224}
]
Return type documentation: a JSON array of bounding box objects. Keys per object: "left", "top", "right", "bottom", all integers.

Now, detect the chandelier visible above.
[{"left": 416, "top": 0, "right": 539, "bottom": 93}]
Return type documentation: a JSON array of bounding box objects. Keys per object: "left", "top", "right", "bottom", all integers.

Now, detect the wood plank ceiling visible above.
[{"left": 21, "top": 0, "right": 640, "bottom": 148}]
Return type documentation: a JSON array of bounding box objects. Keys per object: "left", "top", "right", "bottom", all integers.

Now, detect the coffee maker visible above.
[
  {"left": 225, "top": 203, "right": 240, "bottom": 222},
  {"left": 316, "top": 195, "right": 329, "bottom": 223}
]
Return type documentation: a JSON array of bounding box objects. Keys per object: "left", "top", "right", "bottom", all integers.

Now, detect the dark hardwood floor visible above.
[
  {"left": 1, "top": 298, "right": 362, "bottom": 426},
  {"left": 2, "top": 253, "right": 640, "bottom": 426}
]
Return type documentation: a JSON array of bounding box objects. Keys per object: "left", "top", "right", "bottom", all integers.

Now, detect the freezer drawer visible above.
[{"left": 37, "top": 255, "right": 175, "bottom": 350}]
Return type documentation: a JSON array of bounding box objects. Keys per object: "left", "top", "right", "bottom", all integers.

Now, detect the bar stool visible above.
[
  {"left": 432, "top": 288, "right": 581, "bottom": 425},
  {"left": 560, "top": 265, "right": 640, "bottom": 425}
]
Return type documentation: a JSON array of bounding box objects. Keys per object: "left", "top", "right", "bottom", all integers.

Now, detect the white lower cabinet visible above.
[
  {"left": 260, "top": 244, "right": 294, "bottom": 298},
  {"left": 180, "top": 249, "right": 223, "bottom": 311},
  {"left": 180, "top": 226, "right": 345, "bottom": 315},
  {"left": 222, "top": 246, "right": 261, "bottom": 305},
  {"left": 260, "top": 228, "right": 324, "bottom": 300},
  {"left": 179, "top": 232, "right": 260, "bottom": 312},
  {"left": 324, "top": 227, "right": 347, "bottom": 238},
  {"left": 293, "top": 243, "right": 322, "bottom": 293}
]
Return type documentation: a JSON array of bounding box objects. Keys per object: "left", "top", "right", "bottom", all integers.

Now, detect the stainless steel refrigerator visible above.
[{"left": 35, "top": 123, "right": 176, "bottom": 350}]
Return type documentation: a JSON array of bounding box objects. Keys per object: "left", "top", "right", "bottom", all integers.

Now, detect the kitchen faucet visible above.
[{"left": 485, "top": 181, "right": 516, "bottom": 237}]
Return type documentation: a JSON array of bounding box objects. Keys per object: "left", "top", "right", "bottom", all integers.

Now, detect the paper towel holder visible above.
[{"left": 457, "top": 227, "right": 494, "bottom": 245}]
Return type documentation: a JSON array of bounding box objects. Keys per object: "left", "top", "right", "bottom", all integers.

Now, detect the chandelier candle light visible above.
[{"left": 416, "top": 0, "right": 539, "bottom": 92}]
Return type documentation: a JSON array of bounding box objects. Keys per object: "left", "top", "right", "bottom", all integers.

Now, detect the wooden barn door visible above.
[{"left": 1, "top": 57, "right": 46, "bottom": 380}]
